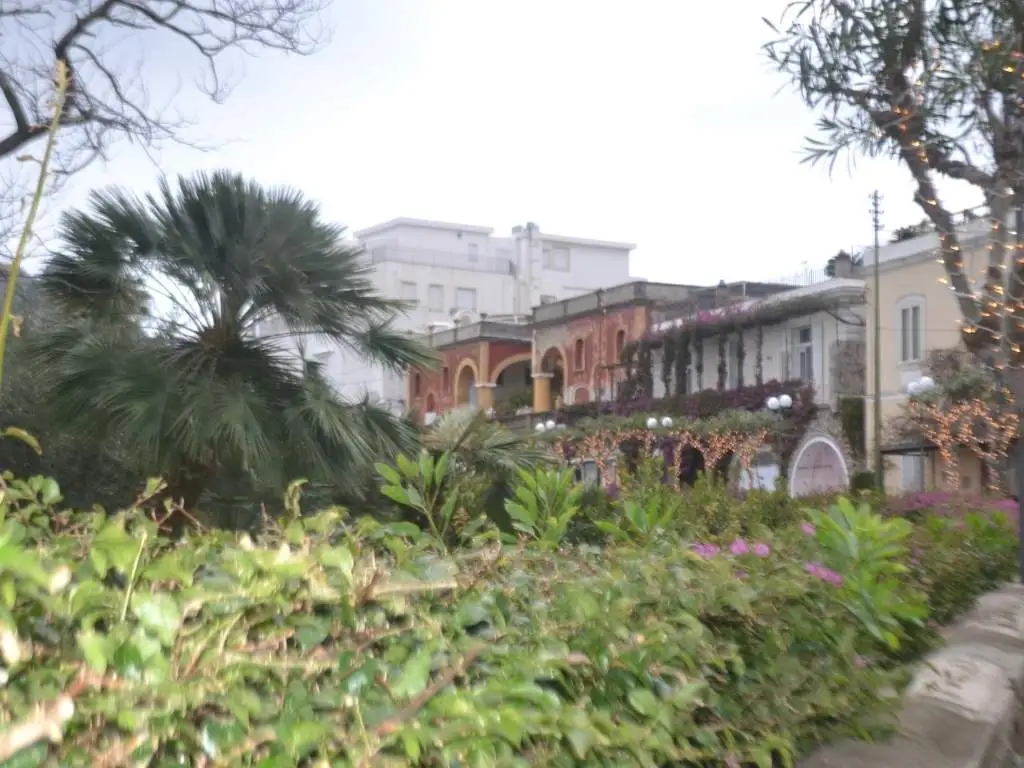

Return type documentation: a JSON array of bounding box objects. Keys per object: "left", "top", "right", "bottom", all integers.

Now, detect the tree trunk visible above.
[{"left": 162, "top": 460, "right": 213, "bottom": 535}]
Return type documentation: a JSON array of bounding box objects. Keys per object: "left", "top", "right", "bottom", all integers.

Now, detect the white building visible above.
[
  {"left": 648, "top": 275, "right": 867, "bottom": 409},
  {"left": 268, "top": 218, "right": 635, "bottom": 411}
]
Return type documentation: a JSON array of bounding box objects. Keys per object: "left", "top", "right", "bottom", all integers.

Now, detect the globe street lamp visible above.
[
  {"left": 765, "top": 393, "right": 793, "bottom": 413},
  {"left": 535, "top": 420, "right": 566, "bottom": 433},
  {"left": 645, "top": 416, "right": 674, "bottom": 429}
]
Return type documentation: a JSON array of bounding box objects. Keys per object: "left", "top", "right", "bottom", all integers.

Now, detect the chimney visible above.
[{"left": 832, "top": 252, "right": 854, "bottom": 278}]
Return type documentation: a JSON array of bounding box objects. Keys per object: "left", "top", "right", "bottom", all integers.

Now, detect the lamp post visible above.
[
  {"left": 906, "top": 376, "right": 935, "bottom": 492},
  {"left": 766, "top": 394, "right": 793, "bottom": 488}
]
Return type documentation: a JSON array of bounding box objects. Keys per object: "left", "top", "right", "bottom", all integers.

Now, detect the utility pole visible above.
[{"left": 871, "top": 191, "right": 884, "bottom": 491}]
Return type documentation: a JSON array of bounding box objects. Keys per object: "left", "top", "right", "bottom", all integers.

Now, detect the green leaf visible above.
[
  {"left": 375, "top": 462, "right": 402, "bottom": 485},
  {"left": 278, "top": 720, "right": 329, "bottom": 757},
  {"left": 627, "top": 688, "right": 658, "bottom": 717},
  {"left": 294, "top": 618, "right": 329, "bottom": 651},
  {"left": 318, "top": 545, "right": 354, "bottom": 580},
  {"left": 77, "top": 630, "right": 110, "bottom": 673},
  {"left": 0, "top": 427, "right": 41, "bottom": 455},
  {"left": 567, "top": 728, "right": 595, "bottom": 759},
  {"left": 391, "top": 647, "right": 433, "bottom": 699},
  {"left": 129, "top": 591, "right": 182, "bottom": 646}
]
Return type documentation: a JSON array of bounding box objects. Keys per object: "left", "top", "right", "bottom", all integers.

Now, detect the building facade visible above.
[
  {"left": 409, "top": 271, "right": 866, "bottom": 421},
  {"left": 864, "top": 214, "right": 992, "bottom": 493},
  {"left": 264, "top": 218, "right": 635, "bottom": 413},
  {"left": 405, "top": 282, "right": 698, "bottom": 420}
]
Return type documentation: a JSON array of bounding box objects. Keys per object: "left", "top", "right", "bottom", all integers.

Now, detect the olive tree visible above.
[{"left": 765, "top": 0, "right": 1024, "bottom": 366}]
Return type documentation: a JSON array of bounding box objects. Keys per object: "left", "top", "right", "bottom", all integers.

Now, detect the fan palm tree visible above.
[
  {"left": 421, "top": 407, "right": 553, "bottom": 475},
  {"left": 29, "top": 170, "right": 433, "bottom": 519}
]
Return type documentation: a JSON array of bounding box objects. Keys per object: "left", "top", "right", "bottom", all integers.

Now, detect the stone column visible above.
[
  {"left": 533, "top": 373, "right": 553, "bottom": 413},
  {"left": 475, "top": 382, "right": 496, "bottom": 411}
]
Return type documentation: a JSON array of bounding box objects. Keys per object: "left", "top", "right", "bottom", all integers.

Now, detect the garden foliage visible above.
[{"left": 0, "top": 460, "right": 1015, "bottom": 767}]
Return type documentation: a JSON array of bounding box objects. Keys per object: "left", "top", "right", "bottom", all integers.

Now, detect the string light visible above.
[
  {"left": 907, "top": 391, "right": 1019, "bottom": 493},
  {"left": 551, "top": 419, "right": 771, "bottom": 489}
]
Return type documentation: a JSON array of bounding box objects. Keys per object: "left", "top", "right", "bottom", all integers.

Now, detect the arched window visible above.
[
  {"left": 574, "top": 338, "right": 585, "bottom": 371},
  {"left": 614, "top": 329, "right": 627, "bottom": 361},
  {"left": 413, "top": 372, "right": 422, "bottom": 396}
]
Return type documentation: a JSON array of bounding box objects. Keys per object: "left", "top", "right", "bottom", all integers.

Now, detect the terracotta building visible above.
[{"left": 405, "top": 282, "right": 697, "bottom": 420}]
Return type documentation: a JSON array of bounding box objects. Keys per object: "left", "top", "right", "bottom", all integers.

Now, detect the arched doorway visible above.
[
  {"left": 540, "top": 347, "right": 565, "bottom": 404},
  {"left": 493, "top": 355, "right": 532, "bottom": 411},
  {"left": 455, "top": 363, "right": 478, "bottom": 407},
  {"left": 788, "top": 435, "right": 849, "bottom": 497}
]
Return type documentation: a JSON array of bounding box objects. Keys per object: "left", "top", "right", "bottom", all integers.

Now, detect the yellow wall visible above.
[{"left": 864, "top": 242, "right": 989, "bottom": 492}]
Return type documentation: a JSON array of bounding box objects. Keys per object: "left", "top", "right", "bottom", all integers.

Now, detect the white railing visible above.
[{"left": 369, "top": 246, "right": 516, "bottom": 276}]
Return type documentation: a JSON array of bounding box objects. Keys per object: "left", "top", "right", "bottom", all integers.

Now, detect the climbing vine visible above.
[
  {"left": 695, "top": 335, "right": 704, "bottom": 390},
  {"left": 716, "top": 332, "right": 728, "bottom": 391},
  {"left": 754, "top": 326, "right": 764, "bottom": 387},
  {"left": 661, "top": 334, "right": 676, "bottom": 396},
  {"left": 673, "top": 332, "right": 689, "bottom": 396},
  {"left": 736, "top": 327, "right": 745, "bottom": 389},
  {"left": 635, "top": 340, "right": 655, "bottom": 399}
]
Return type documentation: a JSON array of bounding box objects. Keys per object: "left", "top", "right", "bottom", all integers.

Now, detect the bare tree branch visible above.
[{"left": 0, "top": 0, "right": 331, "bottom": 250}]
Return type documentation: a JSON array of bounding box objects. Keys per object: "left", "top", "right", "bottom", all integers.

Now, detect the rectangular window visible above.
[
  {"left": 900, "top": 305, "right": 922, "bottom": 362},
  {"left": 543, "top": 245, "right": 570, "bottom": 271},
  {"left": 792, "top": 326, "right": 813, "bottom": 382},
  {"left": 540, "top": 295, "right": 557, "bottom": 305},
  {"left": 400, "top": 281, "right": 417, "bottom": 302},
  {"left": 427, "top": 284, "right": 444, "bottom": 312},
  {"left": 455, "top": 287, "right": 477, "bottom": 311},
  {"left": 467, "top": 242, "right": 479, "bottom": 261}
]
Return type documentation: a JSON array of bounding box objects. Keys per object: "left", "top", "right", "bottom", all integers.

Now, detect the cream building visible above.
[{"left": 864, "top": 214, "right": 994, "bottom": 492}]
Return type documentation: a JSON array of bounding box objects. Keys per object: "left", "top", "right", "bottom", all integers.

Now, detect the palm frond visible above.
[{"left": 423, "top": 407, "right": 554, "bottom": 477}]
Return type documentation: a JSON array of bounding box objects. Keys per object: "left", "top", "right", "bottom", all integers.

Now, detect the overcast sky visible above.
[{"left": 28, "top": 0, "right": 982, "bottom": 286}]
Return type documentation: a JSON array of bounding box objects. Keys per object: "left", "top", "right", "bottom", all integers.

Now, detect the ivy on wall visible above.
[
  {"left": 673, "top": 333, "right": 689, "bottom": 396},
  {"left": 754, "top": 326, "right": 764, "bottom": 386},
  {"left": 695, "top": 335, "right": 704, "bottom": 390},
  {"left": 662, "top": 334, "right": 676, "bottom": 396},
  {"left": 636, "top": 340, "right": 655, "bottom": 398},
  {"left": 736, "top": 328, "right": 745, "bottom": 389},
  {"left": 716, "top": 333, "right": 727, "bottom": 391},
  {"left": 838, "top": 396, "right": 866, "bottom": 459}
]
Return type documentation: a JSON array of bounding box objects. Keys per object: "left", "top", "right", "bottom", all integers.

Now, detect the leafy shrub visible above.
[
  {"left": 897, "top": 510, "right": 1018, "bottom": 658},
  {"left": 504, "top": 467, "right": 582, "bottom": 549},
  {"left": 849, "top": 470, "right": 877, "bottom": 492},
  {"left": 0, "top": 477, "right": 921, "bottom": 767}
]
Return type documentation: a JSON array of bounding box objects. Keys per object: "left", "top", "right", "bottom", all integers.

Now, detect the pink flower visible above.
[
  {"left": 753, "top": 543, "right": 770, "bottom": 557},
  {"left": 734, "top": 569, "right": 748, "bottom": 580},
  {"left": 693, "top": 543, "right": 720, "bottom": 558},
  {"left": 853, "top": 655, "right": 866, "bottom": 669},
  {"left": 801, "top": 522, "right": 816, "bottom": 536},
  {"left": 725, "top": 756, "right": 740, "bottom": 768},
  {"left": 804, "top": 561, "right": 843, "bottom": 586},
  {"left": 730, "top": 539, "right": 749, "bottom": 555}
]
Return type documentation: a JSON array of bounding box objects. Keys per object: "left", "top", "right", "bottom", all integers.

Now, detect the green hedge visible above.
[{"left": 0, "top": 465, "right": 1015, "bottom": 766}]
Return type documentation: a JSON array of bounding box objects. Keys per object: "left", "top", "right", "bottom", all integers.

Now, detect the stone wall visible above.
[{"left": 802, "top": 582, "right": 1024, "bottom": 767}]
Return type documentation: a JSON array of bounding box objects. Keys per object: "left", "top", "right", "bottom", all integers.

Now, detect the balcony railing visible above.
[
  {"left": 423, "top": 320, "right": 531, "bottom": 348},
  {"left": 368, "top": 246, "right": 516, "bottom": 276}
]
